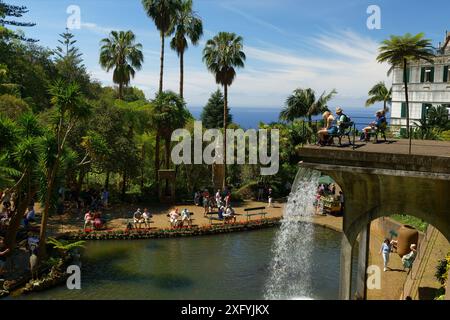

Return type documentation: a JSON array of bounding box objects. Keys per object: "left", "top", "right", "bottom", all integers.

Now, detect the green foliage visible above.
[
  {"left": 435, "top": 255, "right": 449, "bottom": 285},
  {"left": 366, "top": 82, "right": 391, "bottom": 111},
  {"left": 280, "top": 88, "right": 337, "bottom": 122},
  {"left": 99, "top": 30, "right": 144, "bottom": 99},
  {"left": 47, "top": 237, "right": 85, "bottom": 253},
  {"left": 201, "top": 89, "right": 232, "bottom": 128},
  {"left": 390, "top": 214, "right": 428, "bottom": 232},
  {"left": 203, "top": 32, "right": 246, "bottom": 87},
  {"left": 0, "top": 94, "right": 30, "bottom": 119}
]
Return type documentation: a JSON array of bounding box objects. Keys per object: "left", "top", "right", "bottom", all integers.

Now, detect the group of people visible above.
[
  {"left": 67, "top": 187, "right": 110, "bottom": 214},
  {"left": 314, "top": 184, "right": 344, "bottom": 216},
  {"left": 83, "top": 210, "right": 106, "bottom": 231},
  {"left": 380, "top": 238, "right": 417, "bottom": 272},
  {"left": 195, "top": 188, "right": 232, "bottom": 216},
  {"left": 167, "top": 208, "right": 192, "bottom": 228},
  {"left": 317, "top": 107, "right": 388, "bottom": 146},
  {"left": 132, "top": 208, "right": 153, "bottom": 229}
]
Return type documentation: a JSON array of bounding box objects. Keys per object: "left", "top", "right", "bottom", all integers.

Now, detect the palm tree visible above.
[
  {"left": 279, "top": 88, "right": 337, "bottom": 124},
  {"left": 170, "top": 0, "right": 203, "bottom": 99},
  {"left": 99, "top": 30, "right": 144, "bottom": 100},
  {"left": 142, "top": 0, "right": 180, "bottom": 94},
  {"left": 365, "top": 82, "right": 392, "bottom": 113},
  {"left": 203, "top": 32, "right": 246, "bottom": 188},
  {"left": 377, "top": 33, "right": 435, "bottom": 136},
  {"left": 151, "top": 91, "right": 191, "bottom": 169}
]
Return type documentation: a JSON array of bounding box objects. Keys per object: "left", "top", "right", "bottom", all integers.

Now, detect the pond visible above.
[{"left": 18, "top": 224, "right": 357, "bottom": 300}]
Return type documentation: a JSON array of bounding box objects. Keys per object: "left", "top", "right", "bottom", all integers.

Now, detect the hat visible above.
[{"left": 336, "top": 107, "right": 343, "bottom": 113}]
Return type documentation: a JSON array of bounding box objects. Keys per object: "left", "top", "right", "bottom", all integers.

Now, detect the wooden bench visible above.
[
  {"left": 244, "top": 207, "right": 267, "bottom": 222},
  {"left": 328, "top": 121, "right": 354, "bottom": 146}
]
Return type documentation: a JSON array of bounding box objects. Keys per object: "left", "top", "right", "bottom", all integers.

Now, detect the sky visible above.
[{"left": 12, "top": 0, "right": 450, "bottom": 110}]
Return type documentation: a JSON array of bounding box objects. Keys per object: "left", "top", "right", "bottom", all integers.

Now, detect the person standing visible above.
[
  {"left": 339, "top": 191, "right": 345, "bottom": 215},
  {"left": 101, "top": 189, "right": 109, "bottom": 208},
  {"left": 379, "top": 239, "right": 391, "bottom": 272},
  {"left": 0, "top": 238, "right": 10, "bottom": 276}
]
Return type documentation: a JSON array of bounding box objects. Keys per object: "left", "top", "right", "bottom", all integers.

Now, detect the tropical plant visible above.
[
  {"left": 201, "top": 89, "right": 232, "bottom": 129},
  {"left": 47, "top": 237, "right": 85, "bottom": 256},
  {"left": 365, "top": 81, "right": 392, "bottom": 113},
  {"left": 377, "top": 33, "right": 435, "bottom": 136},
  {"left": 99, "top": 30, "right": 144, "bottom": 100},
  {"left": 142, "top": 0, "right": 181, "bottom": 93},
  {"left": 151, "top": 91, "right": 191, "bottom": 169},
  {"left": 203, "top": 32, "right": 246, "bottom": 188},
  {"left": 39, "top": 80, "right": 91, "bottom": 259},
  {"left": 280, "top": 88, "right": 337, "bottom": 123},
  {"left": 426, "top": 105, "right": 450, "bottom": 129},
  {"left": 169, "top": 0, "right": 203, "bottom": 99}
]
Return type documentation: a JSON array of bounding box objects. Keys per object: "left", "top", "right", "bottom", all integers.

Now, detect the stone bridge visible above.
[{"left": 297, "top": 139, "right": 450, "bottom": 300}]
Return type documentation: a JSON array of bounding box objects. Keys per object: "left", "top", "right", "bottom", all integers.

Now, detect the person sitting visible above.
[
  {"left": 361, "top": 110, "right": 387, "bottom": 142},
  {"left": 0, "top": 237, "right": 11, "bottom": 276},
  {"left": 181, "top": 208, "right": 192, "bottom": 227},
  {"left": 317, "top": 111, "right": 337, "bottom": 146},
  {"left": 218, "top": 206, "right": 225, "bottom": 220},
  {"left": 23, "top": 206, "right": 36, "bottom": 228},
  {"left": 223, "top": 206, "right": 236, "bottom": 224},
  {"left": 93, "top": 211, "right": 103, "bottom": 230},
  {"left": 83, "top": 210, "right": 94, "bottom": 231},
  {"left": 142, "top": 208, "right": 152, "bottom": 228},
  {"left": 168, "top": 208, "right": 180, "bottom": 228},
  {"left": 402, "top": 244, "right": 417, "bottom": 270},
  {"left": 133, "top": 208, "right": 144, "bottom": 229}
]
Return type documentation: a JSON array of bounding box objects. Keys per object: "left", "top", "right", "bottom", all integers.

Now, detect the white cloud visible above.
[
  {"left": 89, "top": 29, "right": 391, "bottom": 110},
  {"left": 81, "top": 22, "right": 114, "bottom": 35}
]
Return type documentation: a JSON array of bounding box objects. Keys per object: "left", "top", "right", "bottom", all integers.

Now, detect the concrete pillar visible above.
[
  {"left": 339, "top": 234, "right": 354, "bottom": 300},
  {"left": 355, "top": 223, "right": 370, "bottom": 300}
]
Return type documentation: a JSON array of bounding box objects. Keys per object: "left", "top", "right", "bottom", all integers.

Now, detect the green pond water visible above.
[{"left": 18, "top": 225, "right": 357, "bottom": 300}]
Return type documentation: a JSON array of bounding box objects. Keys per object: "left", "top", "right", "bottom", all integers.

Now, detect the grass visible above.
[{"left": 390, "top": 214, "right": 428, "bottom": 233}]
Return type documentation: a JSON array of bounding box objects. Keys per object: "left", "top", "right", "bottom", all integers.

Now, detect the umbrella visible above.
[{"left": 319, "top": 175, "right": 334, "bottom": 185}]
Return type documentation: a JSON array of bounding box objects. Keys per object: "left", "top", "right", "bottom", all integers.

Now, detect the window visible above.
[
  {"left": 422, "top": 104, "right": 431, "bottom": 120},
  {"left": 401, "top": 103, "right": 407, "bottom": 118},
  {"left": 421, "top": 66, "right": 434, "bottom": 83},
  {"left": 444, "top": 66, "right": 449, "bottom": 82},
  {"left": 403, "top": 67, "right": 410, "bottom": 83}
]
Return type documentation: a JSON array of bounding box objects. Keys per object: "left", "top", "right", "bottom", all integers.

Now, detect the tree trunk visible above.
[
  {"left": 403, "top": 58, "right": 410, "bottom": 137},
  {"left": 140, "top": 145, "right": 145, "bottom": 194},
  {"left": 155, "top": 133, "right": 160, "bottom": 198},
  {"left": 180, "top": 51, "right": 184, "bottom": 99},
  {"left": 223, "top": 84, "right": 228, "bottom": 189},
  {"left": 118, "top": 82, "right": 123, "bottom": 100},
  {"left": 76, "top": 168, "right": 86, "bottom": 194},
  {"left": 39, "top": 162, "right": 59, "bottom": 260},
  {"left": 121, "top": 171, "right": 127, "bottom": 200},
  {"left": 308, "top": 115, "right": 312, "bottom": 125},
  {"left": 159, "top": 32, "right": 165, "bottom": 94},
  {"left": 5, "top": 189, "right": 34, "bottom": 251},
  {"left": 104, "top": 171, "right": 110, "bottom": 190},
  {"left": 165, "top": 137, "right": 171, "bottom": 169}
]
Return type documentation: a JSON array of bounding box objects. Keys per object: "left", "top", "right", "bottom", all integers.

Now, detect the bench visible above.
[
  {"left": 328, "top": 122, "right": 354, "bottom": 146},
  {"left": 244, "top": 207, "right": 267, "bottom": 222},
  {"left": 371, "top": 124, "right": 387, "bottom": 143}
]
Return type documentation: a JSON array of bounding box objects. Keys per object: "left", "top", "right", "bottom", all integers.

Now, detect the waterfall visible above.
[{"left": 264, "top": 168, "right": 321, "bottom": 300}]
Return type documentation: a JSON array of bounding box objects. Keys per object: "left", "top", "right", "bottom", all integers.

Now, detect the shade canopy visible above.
[{"left": 319, "top": 175, "right": 334, "bottom": 185}]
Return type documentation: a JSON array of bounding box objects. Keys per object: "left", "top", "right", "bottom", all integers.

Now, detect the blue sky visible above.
[{"left": 13, "top": 0, "right": 450, "bottom": 110}]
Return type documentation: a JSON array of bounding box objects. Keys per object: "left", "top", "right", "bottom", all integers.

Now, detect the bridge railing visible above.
[{"left": 301, "top": 117, "right": 450, "bottom": 155}]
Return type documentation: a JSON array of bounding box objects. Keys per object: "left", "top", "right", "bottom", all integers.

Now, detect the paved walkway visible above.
[{"left": 304, "top": 139, "right": 450, "bottom": 157}]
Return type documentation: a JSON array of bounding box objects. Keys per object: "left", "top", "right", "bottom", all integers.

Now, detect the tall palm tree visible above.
[
  {"left": 142, "top": 0, "right": 180, "bottom": 94},
  {"left": 170, "top": 0, "right": 203, "bottom": 99},
  {"left": 99, "top": 30, "right": 144, "bottom": 100},
  {"left": 377, "top": 33, "right": 435, "bottom": 136},
  {"left": 365, "top": 82, "right": 392, "bottom": 112},
  {"left": 203, "top": 32, "right": 246, "bottom": 188},
  {"left": 279, "top": 88, "right": 337, "bottom": 124}
]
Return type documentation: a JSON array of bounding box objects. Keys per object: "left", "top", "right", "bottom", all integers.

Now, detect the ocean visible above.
[{"left": 189, "top": 106, "right": 386, "bottom": 131}]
